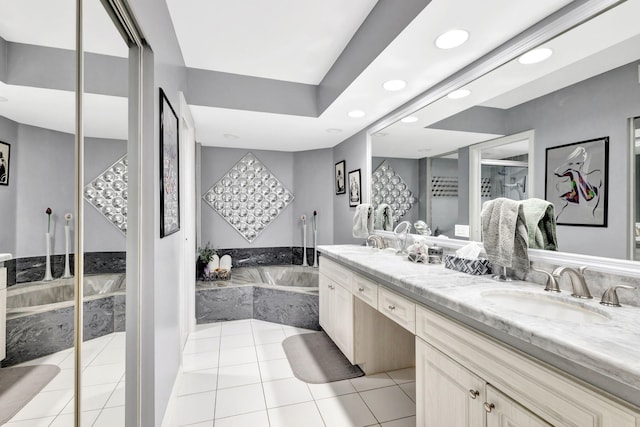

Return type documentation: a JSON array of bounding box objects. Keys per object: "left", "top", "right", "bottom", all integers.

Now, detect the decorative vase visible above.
[
  {"left": 44, "top": 232, "right": 53, "bottom": 281},
  {"left": 302, "top": 222, "right": 308, "bottom": 267},
  {"left": 312, "top": 229, "right": 318, "bottom": 268},
  {"left": 62, "top": 225, "right": 72, "bottom": 278}
]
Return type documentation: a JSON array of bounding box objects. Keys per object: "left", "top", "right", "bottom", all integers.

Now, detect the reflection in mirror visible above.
[
  {"left": 634, "top": 117, "right": 640, "bottom": 260},
  {"left": 370, "top": 0, "right": 640, "bottom": 260}
]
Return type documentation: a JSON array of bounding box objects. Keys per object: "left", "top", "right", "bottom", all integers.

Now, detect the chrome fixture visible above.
[
  {"left": 552, "top": 266, "right": 592, "bottom": 299},
  {"left": 600, "top": 285, "right": 635, "bottom": 307},
  {"left": 366, "top": 235, "right": 385, "bottom": 249},
  {"left": 531, "top": 266, "right": 561, "bottom": 292},
  {"left": 393, "top": 221, "right": 412, "bottom": 255}
]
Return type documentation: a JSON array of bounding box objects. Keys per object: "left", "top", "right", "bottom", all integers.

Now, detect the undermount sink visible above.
[{"left": 481, "top": 290, "right": 611, "bottom": 323}]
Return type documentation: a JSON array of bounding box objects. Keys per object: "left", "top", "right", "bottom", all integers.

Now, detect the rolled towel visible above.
[
  {"left": 481, "top": 198, "right": 529, "bottom": 271},
  {"left": 374, "top": 204, "right": 394, "bottom": 231},
  {"left": 353, "top": 204, "right": 374, "bottom": 238},
  {"left": 520, "top": 198, "right": 558, "bottom": 251}
]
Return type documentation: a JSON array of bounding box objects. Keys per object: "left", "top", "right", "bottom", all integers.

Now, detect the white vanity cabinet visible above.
[{"left": 416, "top": 305, "right": 639, "bottom": 427}]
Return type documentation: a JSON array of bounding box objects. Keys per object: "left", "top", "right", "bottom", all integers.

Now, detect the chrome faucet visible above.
[
  {"left": 366, "top": 235, "right": 385, "bottom": 249},
  {"left": 552, "top": 266, "right": 592, "bottom": 299},
  {"left": 531, "top": 266, "right": 560, "bottom": 292}
]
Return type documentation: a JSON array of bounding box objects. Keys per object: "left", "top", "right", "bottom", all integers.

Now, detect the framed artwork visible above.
[
  {"left": 0, "top": 141, "right": 9, "bottom": 186},
  {"left": 348, "top": 169, "right": 361, "bottom": 207},
  {"left": 335, "top": 160, "right": 346, "bottom": 195},
  {"left": 159, "top": 88, "right": 180, "bottom": 237},
  {"left": 545, "top": 136, "right": 608, "bottom": 227}
]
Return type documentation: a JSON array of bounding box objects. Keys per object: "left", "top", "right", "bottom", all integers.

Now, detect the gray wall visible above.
[
  {"left": 430, "top": 157, "right": 459, "bottom": 237},
  {"left": 200, "top": 147, "right": 334, "bottom": 249},
  {"left": 0, "top": 116, "right": 18, "bottom": 255},
  {"left": 372, "top": 157, "right": 420, "bottom": 226},
  {"left": 333, "top": 131, "right": 369, "bottom": 244}
]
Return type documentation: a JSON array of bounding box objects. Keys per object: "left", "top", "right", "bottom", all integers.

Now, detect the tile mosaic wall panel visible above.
[
  {"left": 84, "top": 155, "right": 128, "bottom": 235},
  {"left": 202, "top": 153, "right": 294, "bottom": 243},
  {"left": 431, "top": 176, "right": 492, "bottom": 197},
  {"left": 371, "top": 160, "right": 416, "bottom": 223}
]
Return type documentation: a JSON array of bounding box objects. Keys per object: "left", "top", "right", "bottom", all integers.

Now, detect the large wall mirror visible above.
[{"left": 370, "top": 0, "right": 640, "bottom": 261}]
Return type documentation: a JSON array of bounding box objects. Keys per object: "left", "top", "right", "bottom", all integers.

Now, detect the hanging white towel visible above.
[
  {"left": 481, "top": 198, "right": 529, "bottom": 271},
  {"left": 352, "top": 204, "right": 374, "bottom": 238}
]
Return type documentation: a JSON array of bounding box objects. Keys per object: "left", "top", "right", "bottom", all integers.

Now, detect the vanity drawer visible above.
[
  {"left": 378, "top": 287, "right": 416, "bottom": 334},
  {"left": 352, "top": 274, "right": 378, "bottom": 308},
  {"left": 320, "top": 257, "right": 352, "bottom": 287}
]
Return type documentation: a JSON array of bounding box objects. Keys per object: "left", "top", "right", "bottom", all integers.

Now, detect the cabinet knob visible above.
[
  {"left": 468, "top": 389, "right": 479, "bottom": 399},
  {"left": 329, "top": 285, "right": 334, "bottom": 290},
  {"left": 358, "top": 287, "right": 365, "bottom": 292},
  {"left": 388, "top": 305, "right": 396, "bottom": 310},
  {"left": 483, "top": 402, "right": 495, "bottom": 413}
]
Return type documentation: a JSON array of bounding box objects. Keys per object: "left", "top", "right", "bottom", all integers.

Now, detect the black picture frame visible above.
[
  {"left": 545, "top": 136, "right": 608, "bottom": 227},
  {"left": 159, "top": 88, "right": 180, "bottom": 237},
  {"left": 0, "top": 141, "right": 10, "bottom": 186},
  {"left": 335, "top": 160, "right": 346, "bottom": 195},
  {"left": 348, "top": 169, "right": 361, "bottom": 207}
]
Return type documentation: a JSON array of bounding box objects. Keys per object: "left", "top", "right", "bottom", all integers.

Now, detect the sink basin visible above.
[{"left": 481, "top": 290, "right": 610, "bottom": 323}]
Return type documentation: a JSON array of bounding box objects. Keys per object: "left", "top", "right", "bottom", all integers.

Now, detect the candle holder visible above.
[
  {"left": 301, "top": 215, "right": 308, "bottom": 267},
  {"left": 43, "top": 232, "right": 53, "bottom": 281},
  {"left": 62, "top": 224, "right": 73, "bottom": 278}
]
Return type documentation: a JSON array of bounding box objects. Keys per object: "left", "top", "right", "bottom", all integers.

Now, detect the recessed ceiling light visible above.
[
  {"left": 0, "top": 96, "right": 8, "bottom": 102},
  {"left": 447, "top": 89, "right": 471, "bottom": 99},
  {"left": 223, "top": 133, "right": 239, "bottom": 139},
  {"left": 382, "top": 80, "right": 407, "bottom": 91},
  {"left": 348, "top": 110, "right": 365, "bottom": 118},
  {"left": 326, "top": 128, "right": 343, "bottom": 133},
  {"left": 400, "top": 116, "right": 419, "bottom": 123},
  {"left": 435, "top": 29, "right": 469, "bottom": 49},
  {"left": 518, "top": 48, "right": 552, "bottom": 64}
]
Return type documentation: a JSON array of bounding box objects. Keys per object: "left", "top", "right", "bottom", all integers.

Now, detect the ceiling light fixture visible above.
[
  {"left": 223, "top": 133, "right": 239, "bottom": 139},
  {"left": 382, "top": 80, "right": 407, "bottom": 91},
  {"left": 326, "top": 128, "right": 343, "bottom": 133},
  {"left": 518, "top": 48, "right": 553, "bottom": 64},
  {"left": 400, "top": 116, "right": 419, "bottom": 123},
  {"left": 447, "top": 89, "right": 471, "bottom": 99},
  {"left": 348, "top": 110, "right": 365, "bottom": 118},
  {"left": 435, "top": 29, "right": 469, "bottom": 49}
]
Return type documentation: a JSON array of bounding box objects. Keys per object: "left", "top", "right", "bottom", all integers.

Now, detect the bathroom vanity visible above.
[{"left": 318, "top": 245, "right": 640, "bottom": 427}]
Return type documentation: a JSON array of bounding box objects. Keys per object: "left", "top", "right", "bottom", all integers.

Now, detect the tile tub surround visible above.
[
  {"left": 318, "top": 244, "right": 640, "bottom": 409},
  {"left": 6, "top": 251, "right": 126, "bottom": 286}
]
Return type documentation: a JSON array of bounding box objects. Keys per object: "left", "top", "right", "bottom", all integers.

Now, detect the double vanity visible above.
[{"left": 318, "top": 244, "right": 640, "bottom": 427}]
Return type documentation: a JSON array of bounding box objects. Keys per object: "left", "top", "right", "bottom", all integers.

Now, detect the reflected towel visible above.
[
  {"left": 520, "top": 198, "right": 558, "bottom": 251},
  {"left": 374, "top": 204, "right": 393, "bottom": 231},
  {"left": 481, "top": 198, "right": 529, "bottom": 271},
  {"left": 352, "top": 204, "right": 374, "bottom": 238}
]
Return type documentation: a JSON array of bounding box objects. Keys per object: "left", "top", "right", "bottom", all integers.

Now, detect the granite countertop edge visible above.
[{"left": 318, "top": 244, "right": 640, "bottom": 409}]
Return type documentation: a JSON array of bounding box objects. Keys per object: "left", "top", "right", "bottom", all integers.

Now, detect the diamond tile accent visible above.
[
  {"left": 202, "top": 153, "right": 294, "bottom": 243},
  {"left": 371, "top": 160, "right": 416, "bottom": 223},
  {"left": 84, "top": 155, "right": 128, "bottom": 235}
]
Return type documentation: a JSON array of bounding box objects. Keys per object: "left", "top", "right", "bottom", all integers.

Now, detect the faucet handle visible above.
[
  {"left": 531, "top": 267, "right": 561, "bottom": 292},
  {"left": 600, "top": 285, "right": 635, "bottom": 307}
]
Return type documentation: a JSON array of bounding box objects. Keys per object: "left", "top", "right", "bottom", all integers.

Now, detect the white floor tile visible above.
[
  {"left": 184, "top": 337, "right": 220, "bottom": 355},
  {"left": 60, "top": 383, "right": 119, "bottom": 414},
  {"left": 89, "top": 345, "right": 126, "bottom": 366},
  {"left": 172, "top": 391, "right": 216, "bottom": 426},
  {"left": 92, "top": 406, "right": 125, "bottom": 427},
  {"left": 282, "top": 326, "right": 316, "bottom": 337},
  {"left": 16, "top": 350, "right": 73, "bottom": 368},
  {"left": 41, "top": 368, "right": 75, "bottom": 392},
  {"left": 9, "top": 389, "right": 73, "bottom": 421},
  {"left": 381, "top": 416, "right": 417, "bottom": 427},
  {"left": 178, "top": 369, "right": 218, "bottom": 396},
  {"left": 192, "top": 323, "right": 222, "bottom": 339},
  {"left": 254, "top": 343, "right": 286, "bottom": 361},
  {"left": 82, "top": 363, "right": 125, "bottom": 386},
  {"left": 219, "top": 333, "right": 255, "bottom": 350},
  {"left": 360, "top": 386, "right": 416, "bottom": 423},
  {"left": 251, "top": 320, "right": 284, "bottom": 332},
  {"left": 49, "top": 409, "right": 101, "bottom": 427},
  {"left": 268, "top": 401, "right": 325, "bottom": 427},
  {"left": 213, "top": 410, "right": 269, "bottom": 427},
  {"left": 4, "top": 417, "right": 56, "bottom": 427},
  {"left": 108, "top": 332, "right": 127, "bottom": 349},
  {"left": 399, "top": 382, "right": 416, "bottom": 403},
  {"left": 217, "top": 362, "right": 261, "bottom": 389},
  {"left": 183, "top": 351, "right": 219, "bottom": 372},
  {"left": 214, "top": 383, "right": 266, "bottom": 419},
  {"left": 350, "top": 373, "right": 396, "bottom": 392},
  {"left": 105, "top": 380, "right": 126, "bottom": 407},
  {"left": 218, "top": 346, "right": 258, "bottom": 367},
  {"left": 262, "top": 377, "right": 312, "bottom": 408},
  {"left": 307, "top": 379, "right": 357, "bottom": 400},
  {"left": 184, "top": 422, "right": 213, "bottom": 427},
  {"left": 386, "top": 367, "right": 415, "bottom": 385},
  {"left": 253, "top": 329, "right": 286, "bottom": 345},
  {"left": 220, "top": 321, "right": 253, "bottom": 336},
  {"left": 316, "top": 393, "right": 377, "bottom": 427},
  {"left": 258, "top": 359, "right": 293, "bottom": 382}
]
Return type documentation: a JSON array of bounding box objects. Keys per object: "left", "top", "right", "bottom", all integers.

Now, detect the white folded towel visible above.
[
  {"left": 481, "top": 198, "right": 529, "bottom": 271},
  {"left": 353, "top": 204, "right": 374, "bottom": 238},
  {"left": 374, "top": 204, "right": 393, "bottom": 231}
]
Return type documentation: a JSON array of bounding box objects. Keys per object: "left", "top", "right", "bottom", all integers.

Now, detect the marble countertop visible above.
[{"left": 318, "top": 244, "right": 640, "bottom": 408}]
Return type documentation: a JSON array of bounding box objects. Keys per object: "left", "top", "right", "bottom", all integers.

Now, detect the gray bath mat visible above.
[
  {"left": 282, "top": 331, "right": 364, "bottom": 384},
  {"left": 0, "top": 364, "right": 61, "bottom": 424}
]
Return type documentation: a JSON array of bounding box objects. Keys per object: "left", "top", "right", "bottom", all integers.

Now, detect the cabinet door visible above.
[
  {"left": 319, "top": 273, "right": 334, "bottom": 337},
  {"left": 332, "top": 282, "right": 354, "bottom": 363},
  {"left": 485, "top": 385, "right": 552, "bottom": 427},
  {"left": 416, "top": 337, "right": 484, "bottom": 427}
]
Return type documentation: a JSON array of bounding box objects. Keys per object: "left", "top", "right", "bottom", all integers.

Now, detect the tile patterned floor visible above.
[{"left": 5, "top": 319, "right": 416, "bottom": 426}]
